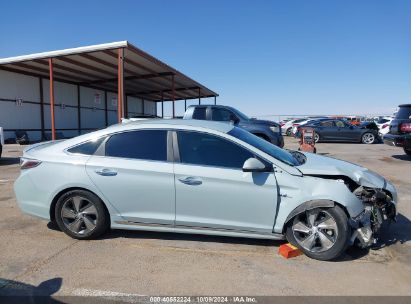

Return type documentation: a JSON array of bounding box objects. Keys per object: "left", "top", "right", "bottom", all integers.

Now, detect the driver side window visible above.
[
  {"left": 320, "top": 120, "right": 334, "bottom": 127},
  {"left": 335, "top": 120, "right": 346, "bottom": 128},
  {"left": 177, "top": 131, "right": 255, "bottom": 169}
]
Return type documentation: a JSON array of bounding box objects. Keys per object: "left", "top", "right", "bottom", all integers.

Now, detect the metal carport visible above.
[{"left": 0, "top": 41, "right": 218, "bottom": 140}]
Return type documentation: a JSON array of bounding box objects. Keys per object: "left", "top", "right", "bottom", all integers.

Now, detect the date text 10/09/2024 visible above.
[{"left": 149, "top": 296, "right": 257, "bottom": 303}]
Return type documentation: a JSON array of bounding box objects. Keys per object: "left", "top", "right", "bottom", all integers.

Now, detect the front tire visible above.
[
  {"left": 404, "top": 148, "right": 411, "bottom": 156},
  {"left": 286, "top": 128, "right": 292, "bottom": 136},
  {"left": 314, "top": 133, "right": 320, "bottom": 143},
  {"left": 286, "top": 205, "right": 350, "bottom": 261},
  {"left": 55, "top": 190, "right": 110, "bottom": 240},
  {"left": 361, "top": 132, "right": 376, "bottom": 144}
]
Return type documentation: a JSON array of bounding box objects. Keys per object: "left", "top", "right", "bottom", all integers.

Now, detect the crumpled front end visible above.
[{"left": 349, "top": 184, "right": 397, "bottom": 248}]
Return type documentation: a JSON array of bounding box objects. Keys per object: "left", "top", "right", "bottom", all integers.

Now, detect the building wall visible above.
[{"left": 0, "top": 69, "right": 156, "bottom": 142}]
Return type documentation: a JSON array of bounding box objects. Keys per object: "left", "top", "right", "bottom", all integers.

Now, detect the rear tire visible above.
[
  {"left": 361, "top": 132, "right": 376, "bottom": 144},
  {"left": 286, "top": 128, "right": 292, "bottom": 136},
  {"left": 404, "top": 148, "right": 411, "bottom": 156},
  {"left": 55, "top": 190, "right": 110, "bottom": 240},
  {"left": 286, "top": 205, "right": 350, "bottom": 261}
]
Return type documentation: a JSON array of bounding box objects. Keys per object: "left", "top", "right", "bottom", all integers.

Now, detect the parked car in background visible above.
[
  {"left": 183, "top": 105, "right": 284, "bottom": 147},
  {"left": 291, "top": 117, "right": 328, "bottom": 136},
  {"left": 383, "top": 104, "right": 411, "bottom": 156},
  {"left": 14, "top": 119, "right": 397, "bottom": 261},
  {"left": 375, "top": 117, "right": 393, "bottom": 137},
  {"left": 282, "top": 118, "right": 307, "bottom": 136},
  {"left": 358, "top": 121, "right": 379, "bottom": 132},
  {"left": 0, "top": 127, "right": 4, "bottom": 159},
  {"left": 298, "top": 119, "right": 379, "bottom": 144}
]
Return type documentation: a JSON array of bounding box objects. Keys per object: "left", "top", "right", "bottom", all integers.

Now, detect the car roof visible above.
[
  {"left": 399, "top": 104, "right": 411, "bottom": 107},
  {"left": 118, "top": 118, "right": 234, "bottom": 133},
  {"left": 186, "top": 104, "right": 239, "bottom": 111},
  {"left": 51, "top": 119, "right": 235, "bottom": 150}
]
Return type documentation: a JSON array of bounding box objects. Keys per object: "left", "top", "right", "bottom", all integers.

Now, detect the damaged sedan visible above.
[{"left": 14, "top": 120, "right": 397, "bottom": 261}]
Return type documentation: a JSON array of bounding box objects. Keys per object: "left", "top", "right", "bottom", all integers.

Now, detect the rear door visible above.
[
  {"left": 85, "top": 129, "right": 175, "bottom": 225},
  {"left": 317, "top": 120, "right": 338, "bottom": 140}
]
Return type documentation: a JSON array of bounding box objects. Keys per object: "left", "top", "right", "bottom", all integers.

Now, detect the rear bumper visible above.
[
  {"left": 14, "top": 172, "right": 51, "bottom": 221},
  {"left": 383, "top": 134, "right": 411, "bottom": 150}
]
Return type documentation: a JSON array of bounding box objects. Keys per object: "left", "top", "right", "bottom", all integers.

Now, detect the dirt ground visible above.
[{"left": 0, "top": 138, "right": 410, "bottom": 297}]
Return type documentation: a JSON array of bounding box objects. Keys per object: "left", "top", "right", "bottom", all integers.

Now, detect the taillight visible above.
[
  {"left": 400, "top": 123, "right": 411, "bottom": 132},
  {"left": 20, "top": 158, "right": 42, "bottom": 170},
  {"left": 382, "top": 124, "right": 389, "bottom": 129},
  {"left": 293, "top": 123, "right": 299, "bottom": 126}
]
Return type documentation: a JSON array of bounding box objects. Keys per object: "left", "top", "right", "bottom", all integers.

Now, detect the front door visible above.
[
  {"left": 335, "top": 120, "right": 361, "bottom": 141},
  {"left": 85, "top": 129, "right": 175, "bottom": 225},
  {"left": 173, "top": 130, "right": 278, "bottom": 234}
]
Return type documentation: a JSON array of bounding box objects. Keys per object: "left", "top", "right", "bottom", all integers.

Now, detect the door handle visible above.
[
  {"left": 178, "top": 176, "right": 202, "bottom": 185},
  {"left": 95, "top": 168, "right": 118, "bottom": 176}
]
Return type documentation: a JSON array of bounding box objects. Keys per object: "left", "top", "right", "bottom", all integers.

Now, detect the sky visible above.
[{"left": 0, "top": 0, "right": 410, "bottom": 118}]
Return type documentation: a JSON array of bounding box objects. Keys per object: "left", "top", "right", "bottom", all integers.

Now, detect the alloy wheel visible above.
[
  {"left": 314, "top": 133, "right": 320, "bottom": 143},
  {"left": 291, "top": 209, "right": 338, "bottom": 252},
  {"left": 362, "top": 133, "right": 375, "bottom": 144},
  {"left": 61, "top": 195, "right": 98, "bottom": 235}
]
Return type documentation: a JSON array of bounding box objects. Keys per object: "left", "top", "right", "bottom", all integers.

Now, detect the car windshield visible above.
[{"left": 228, "top": 127, "right": 301, "bottom": 166}]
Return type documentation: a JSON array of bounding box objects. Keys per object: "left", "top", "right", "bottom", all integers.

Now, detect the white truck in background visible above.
[{"left": 0, "top": 127, "right": 4, "bottom": 159}]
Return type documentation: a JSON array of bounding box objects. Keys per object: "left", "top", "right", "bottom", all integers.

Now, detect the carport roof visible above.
[{"left": 0, "top": 41, "right": 218, "bottom": 102}]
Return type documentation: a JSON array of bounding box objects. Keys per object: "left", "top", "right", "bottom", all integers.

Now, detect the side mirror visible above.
[{"left": 242, "top": 158, "right": 270, "bottom": 172}]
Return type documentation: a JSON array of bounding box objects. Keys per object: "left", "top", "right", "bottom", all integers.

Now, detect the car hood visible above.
[{"left": 298, "top": 152, "right": 386, "bottom": 188}]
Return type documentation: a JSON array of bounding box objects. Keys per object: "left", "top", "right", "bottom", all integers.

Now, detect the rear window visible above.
[
  {"left": 294, "top": 119, "right": 306, "bottom": 123},
  {"left": 377, "top": 118, "right": 390, "bottom": 124},
  {"left": 67, "top": 137, "right": 106, "bottom": 155},
  {"left": 396, "top": 106, "right": 411, "bottom": 119},
  {"left": 192, "top": 107, "right": 207, "bottom": 120},
  {"left": 320, "top": 121, "right": 334, "bottom": 127},
  {"left": 105, "top": 130, "right": 167, "bottom": 161}
]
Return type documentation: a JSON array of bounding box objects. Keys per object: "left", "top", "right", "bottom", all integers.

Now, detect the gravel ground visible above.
[{"left": 0, "top": 138, "right": 410, "bottom": 297}]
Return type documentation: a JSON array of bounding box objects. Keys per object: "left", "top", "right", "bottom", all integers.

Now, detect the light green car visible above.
[{"left": 14, "top": 119, "right": 397, "bottom": 261}]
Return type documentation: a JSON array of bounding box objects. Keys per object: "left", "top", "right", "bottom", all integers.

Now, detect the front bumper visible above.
[
  {"left": 383, "top": 133, "right": 411, "bottom": 150},
  {"left": 349, "top": 185, "right": 397, "bottom": 248}
]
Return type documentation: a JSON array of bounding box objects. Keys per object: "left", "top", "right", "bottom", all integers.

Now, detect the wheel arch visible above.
[
  {"left": 49, "top": 187, "right": 110, "bottom": 223},
  {"left": 281, "top": 199, "right": 350, "bottom": 234}
]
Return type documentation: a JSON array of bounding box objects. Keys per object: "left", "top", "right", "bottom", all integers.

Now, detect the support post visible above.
[
  {"left": 48, "top": 58, "right": 56, "bottom": 140},
  {"left": 198, "top": 88, "right": 201, "bottom": 105},
  {"left": 125, "top": 95, "right": 128, "bottom": 118},
  {"left": 214, "top": 96, "right": 217, "bottom": 105},
  {"left": 77, "top": 85, "right": 81, "bottom": 135},
  {"left": 184, "top": 99, "right": 187, "bottom": 111},
  {"left": 142, "top": 98, "right": 145, "bottom": 115},
  {"left": 172, "top": 74, "right": 175, "bottom": 118},
  {"left": 161, "top": 91, "right": 164, "bottom": 118},
  {"left": 39, "top": 77, "right": 45, "bottom": 140},
  {"left": 117, "top": 48, "right": 125, "bottom": 122},
  {"left": 104, "top": 91, "right": 108, "bottom": 126}
]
